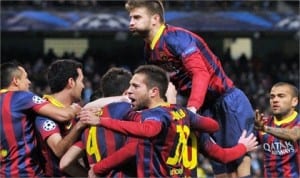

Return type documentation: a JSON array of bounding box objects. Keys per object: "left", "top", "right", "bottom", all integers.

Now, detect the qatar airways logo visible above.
[{"left": 263, "top": 141, "right": 295, "bottom": 155}]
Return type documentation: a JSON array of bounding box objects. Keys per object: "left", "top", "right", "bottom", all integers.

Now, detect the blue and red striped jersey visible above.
[
  {"left": 145, "top": 24, "right": 234, "bottom": 109},
  {"left": 0, "top": 90, "right": 47, "bottom": 177},
  {"left": 99, "top": 103, "right": 219, "bottom": 177},
  {"left": 257, "top": 111, "right": 300, "bottom": 178},
  {"left": 198, "top": 132, "right": 247, "bottom": 163},
  {"left": 80, "top": 102, "right": 135, "bottom": 177},
  {"left": 34, "top": 95, "right": 76, "bottom": 177}
]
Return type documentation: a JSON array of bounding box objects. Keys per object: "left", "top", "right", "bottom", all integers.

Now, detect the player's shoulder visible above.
[
  {"left": 164, "top": 25, "right": 191, "bottom": 42},
  {"left": 143, "top": 104, "right": 177, "bottom": 118},
  {"left": 107, "top": 101, "right": 131, "bottom": 112},
  {"left": 142, "top": 107, "right": 163, "bottom": 117},
  {"left": 35, "top": 114, "right": 57, "bottom": 125},
  {"left": 13, "top": 91, "right": 45, "bottom": 104},
  {"left": 108, "top": 101, "right": 131, "bottom": 108},
  {"left": 105, "top": 101, "right": 132, "bottom": 118},
  {"left": 13, "top": 90, "right": 35, "bottom": 97}
]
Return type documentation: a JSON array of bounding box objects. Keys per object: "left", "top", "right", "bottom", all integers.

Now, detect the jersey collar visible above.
[
  {"left": 0, "top": 89, "right": 8, "bottom": 93},
  {"left": 150, "top": 24, "right": 166, "bottom": 50},
  {"left": 43, "top": 94, "right": 65, "bottom": 108},
  {"left": 274, "top": 111, "right": 298, "bottom": 125}
]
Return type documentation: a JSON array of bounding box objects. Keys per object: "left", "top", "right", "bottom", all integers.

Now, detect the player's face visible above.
[
  {"left": 72, "top": 68, "right": 84, "bottom": 103},
  {"left": 269, "top": 85, "right": 298, "bottom": 118},
  {"left": 128, "top": 7, "right": 153, "bottom": 38},
  {"left": 17, "top": 66, "right": 31, "bottom": 91},
  {"left": 127, "top": 73, "right": 151, "bottom": 110}
]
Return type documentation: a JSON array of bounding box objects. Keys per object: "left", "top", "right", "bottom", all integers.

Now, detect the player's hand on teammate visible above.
[
  {"left": 254, "top": 109, "right": 266, "bottom": 131},
  {"left": 165, "top": 82, "right": 177, "bottom": 104},
  {"left": 238, "top": 130, "right": 258, "bottom": 152},
  {"left": 78, "top": 109, "right": 101, "bottom": 126},
  {"left": 187, "top": 106, "right": 197, "bottom": 113},
  {"left": 88, "top": 164, "right": 97, "bottom": 178},
  {"left": 66, "top": 103, "right": 82, "bottom": 119}
]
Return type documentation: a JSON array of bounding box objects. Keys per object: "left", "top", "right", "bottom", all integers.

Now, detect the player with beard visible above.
[
  {"left": 0, "top": 62, "right": 80, "bottom": 177},
  {"left": 34, "top": 60, "right": 87, "bottom": 177},
  {"left": 124, "top": 1, "right": 255, "bottom": 177},
  {"left": 79, "top": 65, "right": 225, "bottom": 177},
  {"left": 255, "top": 82, "right": 300, "bottom": 178},
  {"left": 60, "top": 67, "right": 136, "bottom": 177}
]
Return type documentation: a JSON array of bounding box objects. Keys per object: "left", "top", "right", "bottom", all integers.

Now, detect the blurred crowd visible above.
[
  {"left": 2, "top": 0, "right": 298, "bottom": 13},
  {"left": 20, "top": 47, "right": 299, "bottom": 112}
]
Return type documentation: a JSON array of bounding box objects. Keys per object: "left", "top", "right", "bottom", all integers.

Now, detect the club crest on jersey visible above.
[
  {"left": 32, "top": 95, "right": 46, "bottom": 104},
  {"left": 43, "top": 120, "right": 56, "bottom": 131}
]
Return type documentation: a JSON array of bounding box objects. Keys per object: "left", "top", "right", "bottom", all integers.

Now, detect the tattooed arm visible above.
[
  {"left": 255, "top": 109, "right": 300, "bottom": 142},
  {"left": 264, "top": 126, "right": 300, "bottom": 142}
]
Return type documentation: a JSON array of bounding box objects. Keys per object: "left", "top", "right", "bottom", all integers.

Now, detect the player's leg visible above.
[
  {"left": 237, "top": 155, "right": 252, "bottom": 177},
  {"left": 201, "top": 101, "right": 229, "bottom": 177},
  {"left": 221, "top": 88, "right": 254, "bottom": 177}
]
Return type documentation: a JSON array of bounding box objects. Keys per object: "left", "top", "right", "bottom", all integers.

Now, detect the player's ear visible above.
[
  {"left": 291, "top": 96, "right": 298, "bottom": 108},
  {"left": 152, "top": 14, "right": 160, "bottom": 24},
  {"left": 12, "top": 76, "right": 20, "bottom": 87},
  {"left": 150, "top": 86, "right": 159, "bottom": 98},
  {"left": 67, "top": 78, "right": 75, "bottom": 88}
]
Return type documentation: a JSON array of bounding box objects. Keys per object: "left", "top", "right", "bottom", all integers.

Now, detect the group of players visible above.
[{"left": 1, "top": 0, "right": 299, "bottom": 178}]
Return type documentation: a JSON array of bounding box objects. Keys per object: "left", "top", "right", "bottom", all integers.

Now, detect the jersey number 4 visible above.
[{"left": 86, "top": 126, "right": 101, "bottom": 162}]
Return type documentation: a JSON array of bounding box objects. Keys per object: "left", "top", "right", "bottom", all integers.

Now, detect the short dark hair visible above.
[
  {"left": 134, "top": 65, "right": 169, "bottom": 99},
  {"left": 47, "top": 59, "right": 82, "bottom": 93},
  {"left": 101, "top": 67, "right": 132, "bottom": 97},
  {"left": 272, "top": 82, "right": 299, "bottom": 98},
  {"left": 125, "top": 0, "right": 165, "bottom": 23},
  {"left": 0, "top": 62, "right": 22, "bottom": 88}
]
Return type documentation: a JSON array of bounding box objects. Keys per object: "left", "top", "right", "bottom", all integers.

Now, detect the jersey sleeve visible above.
[
  {"left": 73, "top": 140, "right": 84, "bottom": 149},
  {"left": 199, "top": 133, "right": 246, "bottom": 163},
  {"left": 35, "top": 116, "right": 61, "bottom": 141},
  {"left": 100, "top": 118, "right": 162, "bottom": 138},
  {"left": 183, "top": 52, "right": 210, "bottom": 109},
  {"left": 190, "top": 112, "right": 219, "bottom": 133},
  {"left": 165, "top": 32, "right": 210, "bottom": 110},
  {"left": 16, "top": 91, "right": 49, "bottom": 112},
  {"left": 93, "top": 137, "right": 138, "bottom": 175}
]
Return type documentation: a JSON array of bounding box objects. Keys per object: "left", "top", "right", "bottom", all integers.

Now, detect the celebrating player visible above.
[{"left": 124, "top": 1, "right": 255, "bottom": 177}]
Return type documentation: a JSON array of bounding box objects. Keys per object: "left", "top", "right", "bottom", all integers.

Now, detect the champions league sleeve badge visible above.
[
  {"left": 43, "top": 120, "right": 56, "bottom": 131},
  {"left": 32, "top": 95, "right": 46, "bottom": 104}
]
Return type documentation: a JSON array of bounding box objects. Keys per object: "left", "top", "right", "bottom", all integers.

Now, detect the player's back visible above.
[
  {"left": 0, "top": 91, "right": 45, "bottom": 177},
  {"left": 82, "top": 101, "right": 136, "bottom": 177},
  {"left": 137, "top": 104, "right": 199, "bottom": 177},
  {"left": 145, "top": 25, "right": 234, "bottom": 97}
]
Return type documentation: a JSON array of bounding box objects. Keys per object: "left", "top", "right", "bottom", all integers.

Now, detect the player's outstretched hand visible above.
[
  {"left": 238, "top": 130, "right": 258, "bottom": 152},
  {"left": 254, "top": 109, "right": 266, "bottom": 131}
]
